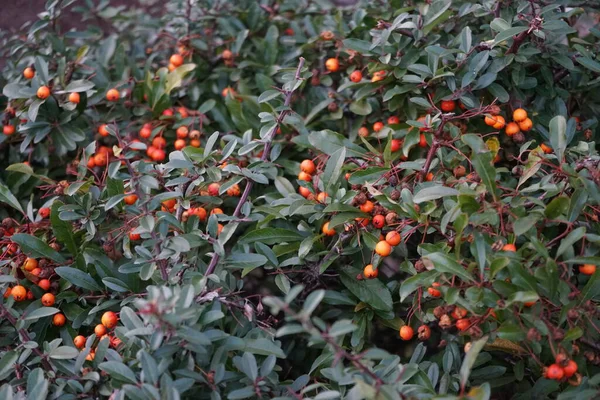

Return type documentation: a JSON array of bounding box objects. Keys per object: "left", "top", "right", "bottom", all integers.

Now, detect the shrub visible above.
[{"left": 1, "top": 1, "right": 600, "bottom": 399}]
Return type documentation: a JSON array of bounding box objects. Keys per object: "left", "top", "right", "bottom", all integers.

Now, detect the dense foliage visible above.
[{"left": 1, "top": 0, "right": 600, "bottom": 399}]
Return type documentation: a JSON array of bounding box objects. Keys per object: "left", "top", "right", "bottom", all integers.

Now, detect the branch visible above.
[{"left": 205, "top": 57, "right": 306, "bottom": 276}]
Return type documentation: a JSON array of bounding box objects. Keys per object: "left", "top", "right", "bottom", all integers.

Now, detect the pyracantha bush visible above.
[{"left": 1, "top": 0, "right": 600, "bottom": 399}]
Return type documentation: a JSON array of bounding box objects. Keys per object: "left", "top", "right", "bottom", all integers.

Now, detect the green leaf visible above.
[
  {"left": 556, "top": 227, "right": 586, "bottom": 258},
  {"left": 239, "top": 228, "right": 304, "bottom": 245},
  {"left": 49, "top": 346, "right": 79, "bottom": 359},
  {"left": 493, "top": 26, "right": 529, "bottom": 47},
  {"left": 322, "top": 147, "right": 346, "bottom": 194},
  {"left": 347, "top": 167, "right": 388, "bottom": 185},
  {"left": 399, "top": 271, "right": 437, "bottom": 302},
  {"left": 23, "top": 307, "right": 60, "bottom": 321},
  {"left": 55, "top": 267, "right": 102, "bottom": 292},
  {"left": 413, "top": 185, "right": 459, "bottom": 204},
  {"left": 99, "top": 361, "right": 138, "bottom": 384},
  {"left": 424, "top": 252, "right": 474, "bottom": 283},
  {"left": 580, "top": 271, "right": 600, "bottom": 303},
  {"left": 512, "top": 215, "right": 540, "bottom": 237},
  {"left": 459, "top": 336, "right": 489, "bottom": 389},
  {"left": 11, "top": 233, "right": 65, "bottom": 263},
  {"left": 165, "top": 64, "right": 196, "bottom": 94},
  {"left": 549, "top": 115, "right": 567, "bottom": 162},
  {"left": 0, "top": 351, "right": 18, "bottom": 380},
  {"left": 51, "top": 201, "right": 78, "bottom": 255},
  {"left": 340, "top": 267, "right": 393, "bottom": 311},
  {"left": 0, "top": 181, "right": 24, "bottom": 214},
  {"left": 471, "top": 152, "right": 498, "bottom": 201},
  {"left": 244, "top": 338, "right": 286, "bottom": 358},
  {"left": 576, "top": 57, "right": 600, "bottom": 73}
]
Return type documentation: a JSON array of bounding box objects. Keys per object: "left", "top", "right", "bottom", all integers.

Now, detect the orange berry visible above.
[
  {"left": 176, "top": 126, "right": 189, "bottom": 139},
  {"left": 129, "top": 230, "right": 141, "bottom": 241},
  {"left": 524, "top": 300, "right": 537, "bottom": 307},
  {"left": 193, "top": 207, "right": 208, "bottom": 221},
  {"left": 23, "top": 257, "right": 38, "bottom": 272},
  {"left": 540, "top": 143, "right": 552, "bottom": 154},
  {"left": 3, "top": 125, "right": 15, "bottom": 135},
  {"left": 227, "top": 184, "right": 241, "bottom": 197},
  {"left": 98, "top": 124, "right": 110, "bottom": 137},
  {"left": 325, "top": 58, "right": 339, "bottom": 72},
  {"left": 322, "top": 222, "right": 336, "bottom": 236},
  {"left": 388, "top": 116, "right": 400, "bottom": 125},
  {"left": 189, "top": 139, "right": 200, "bottom": 147},
  {"left": 23, "top": 67, "right": 35, "bottom": 79},
  {"left": 162, "top": 199, "right": 176, "bottom": 209},
  {"left": 37, "top": 86, "right": 50, "bottom": 99},
  {"left": 502, "top": 243, "right": 516, "bottom": 252},
  {"left": 26, "top": 290, "right": 34, "bottom": 300},
  {"left": 579, "top": 264, "right": 596, "bottom": 275},
  {"left": 151, "top": 149, "right": 166, "bottom": 162},
  {"left": 562, "top": 360, "right": 578, "bottom": 378},
  {"left": 359, "top": 200, "right": 374, "bottom": 213},
  {"left": 174, "top": 139, "right": 186, "bottom": 150},
  {"left": 518, "top": 117, "right": 533, "bottom": 132},
  {"left": 300, "top": 159, "right": 316, "bottom": 174},
  {"left": 399, "top": 325, "right": 414, "bottom": 340},
  {"left": 505, "top": 122, "right": 520, "bottom": 136},
  {"left": 456, "top": 318, "right": 470, "bottom": 331},
  {"left": 170, "top": 54, "right": 184, "bottom": 67},
  {"left": 3, "top": 287, "right": 11, "bottom": 298},
  {"left": 316, "top": 192, "right": 328, "bottom": 203},
  {"left": 417, "top": 325, "right": 431, "bottom": 340},
  {"left": 152, "top": 136, "right": 166, "bottom": 149},
  {"left": 106, "top": 88, "right": 120, "bottom": 102},
  {"left": 94, "top": 323, "right": 107, "bottom": 336},
  {"left": 375, "top": 240, "right": 392, "bottom": 257},
  {"left": 385, "top": 231, "right": 401, "bottom": 246},
  {"left": 222, "top": 87, "right": 235, "bottom": 98},
  {"left": 451, "top": 307, "right": 468, "bottom": 320},
  {"left": 492, "top": 115, "right": 506, "bottom": 129},
  {"left": 68, "top": 92, "right": 80, "bottom": 104},
  {"left": 93, "top": 152, "right": 108, "bottom": 166},
  {"left": 52, "top": 313, "right": 66, "bottom": 326},
  {"left": 101, "top": 311, "right": 118, "bottom": 329},
  {"left": 123, "top": 194, "right": 138, "bottom": 205},
  {"left": 30, "top": 268, "right": 41, "bottom": 277},
  {"left": 349, "top": 70, "right": 362, "bottom": 82},
  {"left": 38, "top": 279, "right": 51, "bottom": 291},
  {"left": 363, "top": 264, "right": 378, "bottom": 279},
  {"left": 419, "top": 133, "right": 428, "bottom": 148},
  {"left": 41, "top": 293, "right": 55, "bottom": 306},
  {"left": 425, "top": 172, "right": 434, "bottom": 181},
  {"left": 428, "top": 287, "right": 442, "bottom": 297},
  {"left": 74, "top": 335, "right": 86, "bottom": 349},
  {"left": 210, "top": 208, "right": 223, "bottom": 215},
  {"left": 484, "top": 115, "right": 497, "bottom": 126},
  {"left": 222, "top": 49, "right": 233, "bottom": 60},
  {"left": 139, "top": 123, "right": 152, "bottom": 139},
  {"left": 440, "top": 100, "right": 456, "bottom": 112},
  {"left": 208, "top": 183, "right": 220, "bottom": 196},
  {"left": 299, "top": 186, "right": 311, "bottom": 198},
  {"left": 373, "top": 121, "right": 384, "bottom": 132},
  {"left": 371, "top": 70, "right": 386, "bottom": 82},
  {"left": 391, "top": 139, "right": 402, "bottom": 153},
  {"left": 39, "top": 207, "right": 50, "bottom": 218},
  {"left": 298, "top": 172, "right": 312, "bottom": 182},
  {"left": 177, "top": 107, "right": 189, "bottom": 118},
  {"left": 85, "top": 350, "right": 96, "bottom": 361},
  {"left": 11, "top": 285, "right": 27, "bottom": 301},
  {"left": 513, "top": 108, "right": 527, "bottom": 122},
  {"left": 358, "top": 126, "right": 369, "bottom": 137},
  {"left": 546, "top": 364, "right": 564, "bottom": 380},
  {"left": 372, "top": 215, "right": 385, "bottom": 229}
]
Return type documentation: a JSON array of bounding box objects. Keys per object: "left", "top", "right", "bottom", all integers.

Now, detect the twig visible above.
[{"left": 205, "top": 57, "right": 306, "bottom": 276}]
